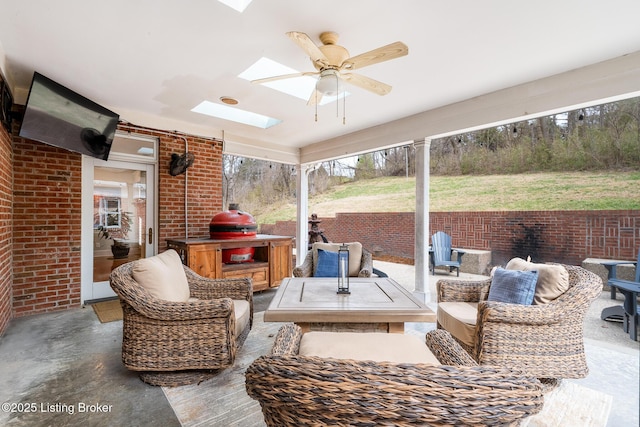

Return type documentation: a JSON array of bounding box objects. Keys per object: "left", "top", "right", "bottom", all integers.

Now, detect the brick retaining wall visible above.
[{"left": 261, "top": 210, "right": 640, "bottom": 266}]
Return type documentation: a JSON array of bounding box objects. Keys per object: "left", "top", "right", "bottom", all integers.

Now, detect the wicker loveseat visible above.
[
  {"left": 109, "top": 250, "right": 253, "bottom": 386},
  {"left": 293, "top": 242, "right": 375, "bottom": 278},
  {"left": 245, "top": 324, "right": 543, "bottom": 426},
  {"left": 436, "top": 262, "right": 602, "bottom": 382}
]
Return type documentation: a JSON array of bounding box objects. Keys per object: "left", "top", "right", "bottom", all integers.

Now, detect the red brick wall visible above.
[
  {"left": 12, "top": 134, "right": 83, "bottom": 316},
  {"left": 8, "top": 122, "right": 223, "bottom": 321},
  {"left": 123, "top": 129, "right": 223, "bottom": 249},
  {"left": 0, "top": 113, "right": 12, "bottom": 334},
  {"left": 261, "top": 210, "right": 640, "bottom": 266}
]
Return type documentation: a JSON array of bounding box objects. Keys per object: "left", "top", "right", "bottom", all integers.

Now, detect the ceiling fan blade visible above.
[
  {"left": 306, "top": 89, "right": 324, "bottom": 106},
  {"left": 341, "top": 73, "right": 392, "bottom": 96},
  {"left": 286, "top": 31, "right": 329, "bottom": 68},
  {"left": 251, "top": 71, "right": 317, "bottom": 85},
  {"left": 341, "top": 41, "right": 408, "bottom": 71}
]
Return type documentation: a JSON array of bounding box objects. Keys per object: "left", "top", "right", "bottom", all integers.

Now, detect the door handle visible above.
[{"left": 148, "top": 228, "right": 153, "bottom": 245}]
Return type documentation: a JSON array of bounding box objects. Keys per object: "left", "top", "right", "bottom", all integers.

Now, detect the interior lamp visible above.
[{"left": 337, "top": 243, "right": 350, "bottom": 294}]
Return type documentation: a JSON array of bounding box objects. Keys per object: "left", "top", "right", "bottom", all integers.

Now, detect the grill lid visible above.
[{"left": 210, "top": 203, "right": 257, "bottom": 232}]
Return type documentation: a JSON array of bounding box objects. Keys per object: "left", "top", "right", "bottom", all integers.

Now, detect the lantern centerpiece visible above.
[{"left": 337, "top": 243, "right": 350, "bottom": 294}]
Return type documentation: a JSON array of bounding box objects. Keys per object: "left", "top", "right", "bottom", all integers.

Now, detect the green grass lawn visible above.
[{"left": 254, "top": 171, "right": 640, "bottom": 224}]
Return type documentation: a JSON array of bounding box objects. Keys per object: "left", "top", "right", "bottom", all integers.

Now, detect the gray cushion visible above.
[{"left": 488, "top": 267, "right": 538, "bottom": 305}]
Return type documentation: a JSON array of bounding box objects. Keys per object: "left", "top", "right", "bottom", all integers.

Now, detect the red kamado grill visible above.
[{"left": 209, "top": 204, "right": 257, "bottom": 263}]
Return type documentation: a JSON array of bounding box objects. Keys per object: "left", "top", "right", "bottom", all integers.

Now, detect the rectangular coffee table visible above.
[{"left": 264, "top": 277, "right": 435, "bottom": 333}]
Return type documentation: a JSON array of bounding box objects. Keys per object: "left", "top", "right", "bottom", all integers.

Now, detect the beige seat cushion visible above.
[
  {"left": 186, "top": 298, "right": 250, "bottom": 338},
  {"left": 437, "top": 302, "right": 478, "bottom": 349},
  {"left": 505, "top": 257, "right": 569, "bottom": 304},
  {"left": 132, "top": 249, "right": 190, "bottom": 302},
  {"left": 298, "top": 331, "right": 440, "bottom": 365},
  {"left": 312, "top": 242, "right": 363, "bottom": 277},
  {"left": 233, "top": 299, "right": 251, "bottom": 337}
]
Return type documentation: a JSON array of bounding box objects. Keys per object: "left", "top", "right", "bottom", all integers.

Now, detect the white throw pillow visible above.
[{"left": 132, "top": 249, "right": 190, "bottom": 302}]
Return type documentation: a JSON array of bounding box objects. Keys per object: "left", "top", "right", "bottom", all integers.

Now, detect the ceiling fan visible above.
[{"left": 252, "top": 31, "right": 408, "bottom": 105}]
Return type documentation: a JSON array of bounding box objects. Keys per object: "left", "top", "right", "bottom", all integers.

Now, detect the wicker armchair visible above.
[
  {"left": 436, "top": 264, "right": 602, "bottom": 381},
  {"left": 293, "top": 242, "right": 377, "bottom": 278},
  {"left": 245, "top": 324, "right": 543, "bottom": 426},
  {"left": 109, "top": 261, "right": 253, "bottom": 386}
]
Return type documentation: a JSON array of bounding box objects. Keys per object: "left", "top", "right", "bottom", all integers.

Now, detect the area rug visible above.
[
  {"left": 521, "top": 381, "right": 612, "bottom": 427},
  {"left": 91, "top": 299, "right": 123, "bottom": 323},
  {"left": 163, "top": 313, "right": 614, "bottom": 427}
]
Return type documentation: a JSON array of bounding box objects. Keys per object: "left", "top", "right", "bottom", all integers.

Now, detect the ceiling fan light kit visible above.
[
  {"left": 252, "top": 30, "right": 408, "bottom": 123},
  {"left": 316, "top": 70, "right": 341, "bottom": 96}
]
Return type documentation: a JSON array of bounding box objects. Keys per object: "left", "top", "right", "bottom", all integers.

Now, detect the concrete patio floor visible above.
[{"left": 0, "top": 261, "right": 637, "bottom": 426}]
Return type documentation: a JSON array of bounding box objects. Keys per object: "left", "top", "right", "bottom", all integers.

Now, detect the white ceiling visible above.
[{"left": 1, "top": 0, "right": 639, "bottom": 164}]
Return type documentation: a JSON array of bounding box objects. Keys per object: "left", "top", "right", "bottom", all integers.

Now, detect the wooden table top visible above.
[{"left": 263, "top": 277, "right": 435, "bottom": 324}]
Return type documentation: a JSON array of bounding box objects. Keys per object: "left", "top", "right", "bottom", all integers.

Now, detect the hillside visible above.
[{"left": 253, "top": 171, "right": 640, "bottom": 224}]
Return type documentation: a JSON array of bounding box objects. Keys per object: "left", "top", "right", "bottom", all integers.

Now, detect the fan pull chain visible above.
[
  {"left": 335, "top": 78, "right": 339, "bottom": 118},
  {"left": 315, "top": 90, "right": 318, "bottom": 122},
  {"left": 343, "top": 92, "right": 346, "bottom": 125}
]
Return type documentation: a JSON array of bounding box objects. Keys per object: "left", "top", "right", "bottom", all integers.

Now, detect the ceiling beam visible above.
[{"left": 222, "top": 133, "right": 300, "bottom": 164}]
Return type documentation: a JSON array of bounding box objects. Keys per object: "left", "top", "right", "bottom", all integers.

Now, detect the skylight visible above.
[
  {"left": 191, "top": 101, "right": 281, "bottom": 129},
  {"left": 217, "top": 0, "right": 253, "bottom": 12},
  {"left": 239, "top": 57, "right": 350, "bottom": 105}
]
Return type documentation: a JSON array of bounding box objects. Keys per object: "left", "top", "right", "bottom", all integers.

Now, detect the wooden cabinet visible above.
[
  {"left": 269, "top": 238, "right": 293, "bottom": 286},
  {"left": 166, "top": 234, "right": 293, "bottom": 292}
]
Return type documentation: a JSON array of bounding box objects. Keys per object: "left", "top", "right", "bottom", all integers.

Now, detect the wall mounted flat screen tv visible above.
[{"left": 19, "top": 72, "right": 119, "bottom": 160}]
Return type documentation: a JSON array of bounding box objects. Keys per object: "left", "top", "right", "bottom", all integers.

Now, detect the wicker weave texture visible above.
[
  {"left": 246, "top": 324, "right": 543, "bottom": 426},
  {"left": 110, "top": 262, "right": 253, "bottom": 386},
  {"left": 437, "top": 264, "right": 602, "bottom": 380}
]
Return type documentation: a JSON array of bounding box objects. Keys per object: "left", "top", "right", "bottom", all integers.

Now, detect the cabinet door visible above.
[
  {"left": 269, "top": 239, "right": 293, "bottom": 286},
  {"left": 188, "top": 244, "right": 222, "bottom": 279}
]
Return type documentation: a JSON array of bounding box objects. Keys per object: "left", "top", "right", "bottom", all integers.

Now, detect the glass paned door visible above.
[
  {"left": 82, "top": 158, "right": 155, "bottom": 302},
  {"left": 93, "top": 166, "right": 148, "bottom": 282}
]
